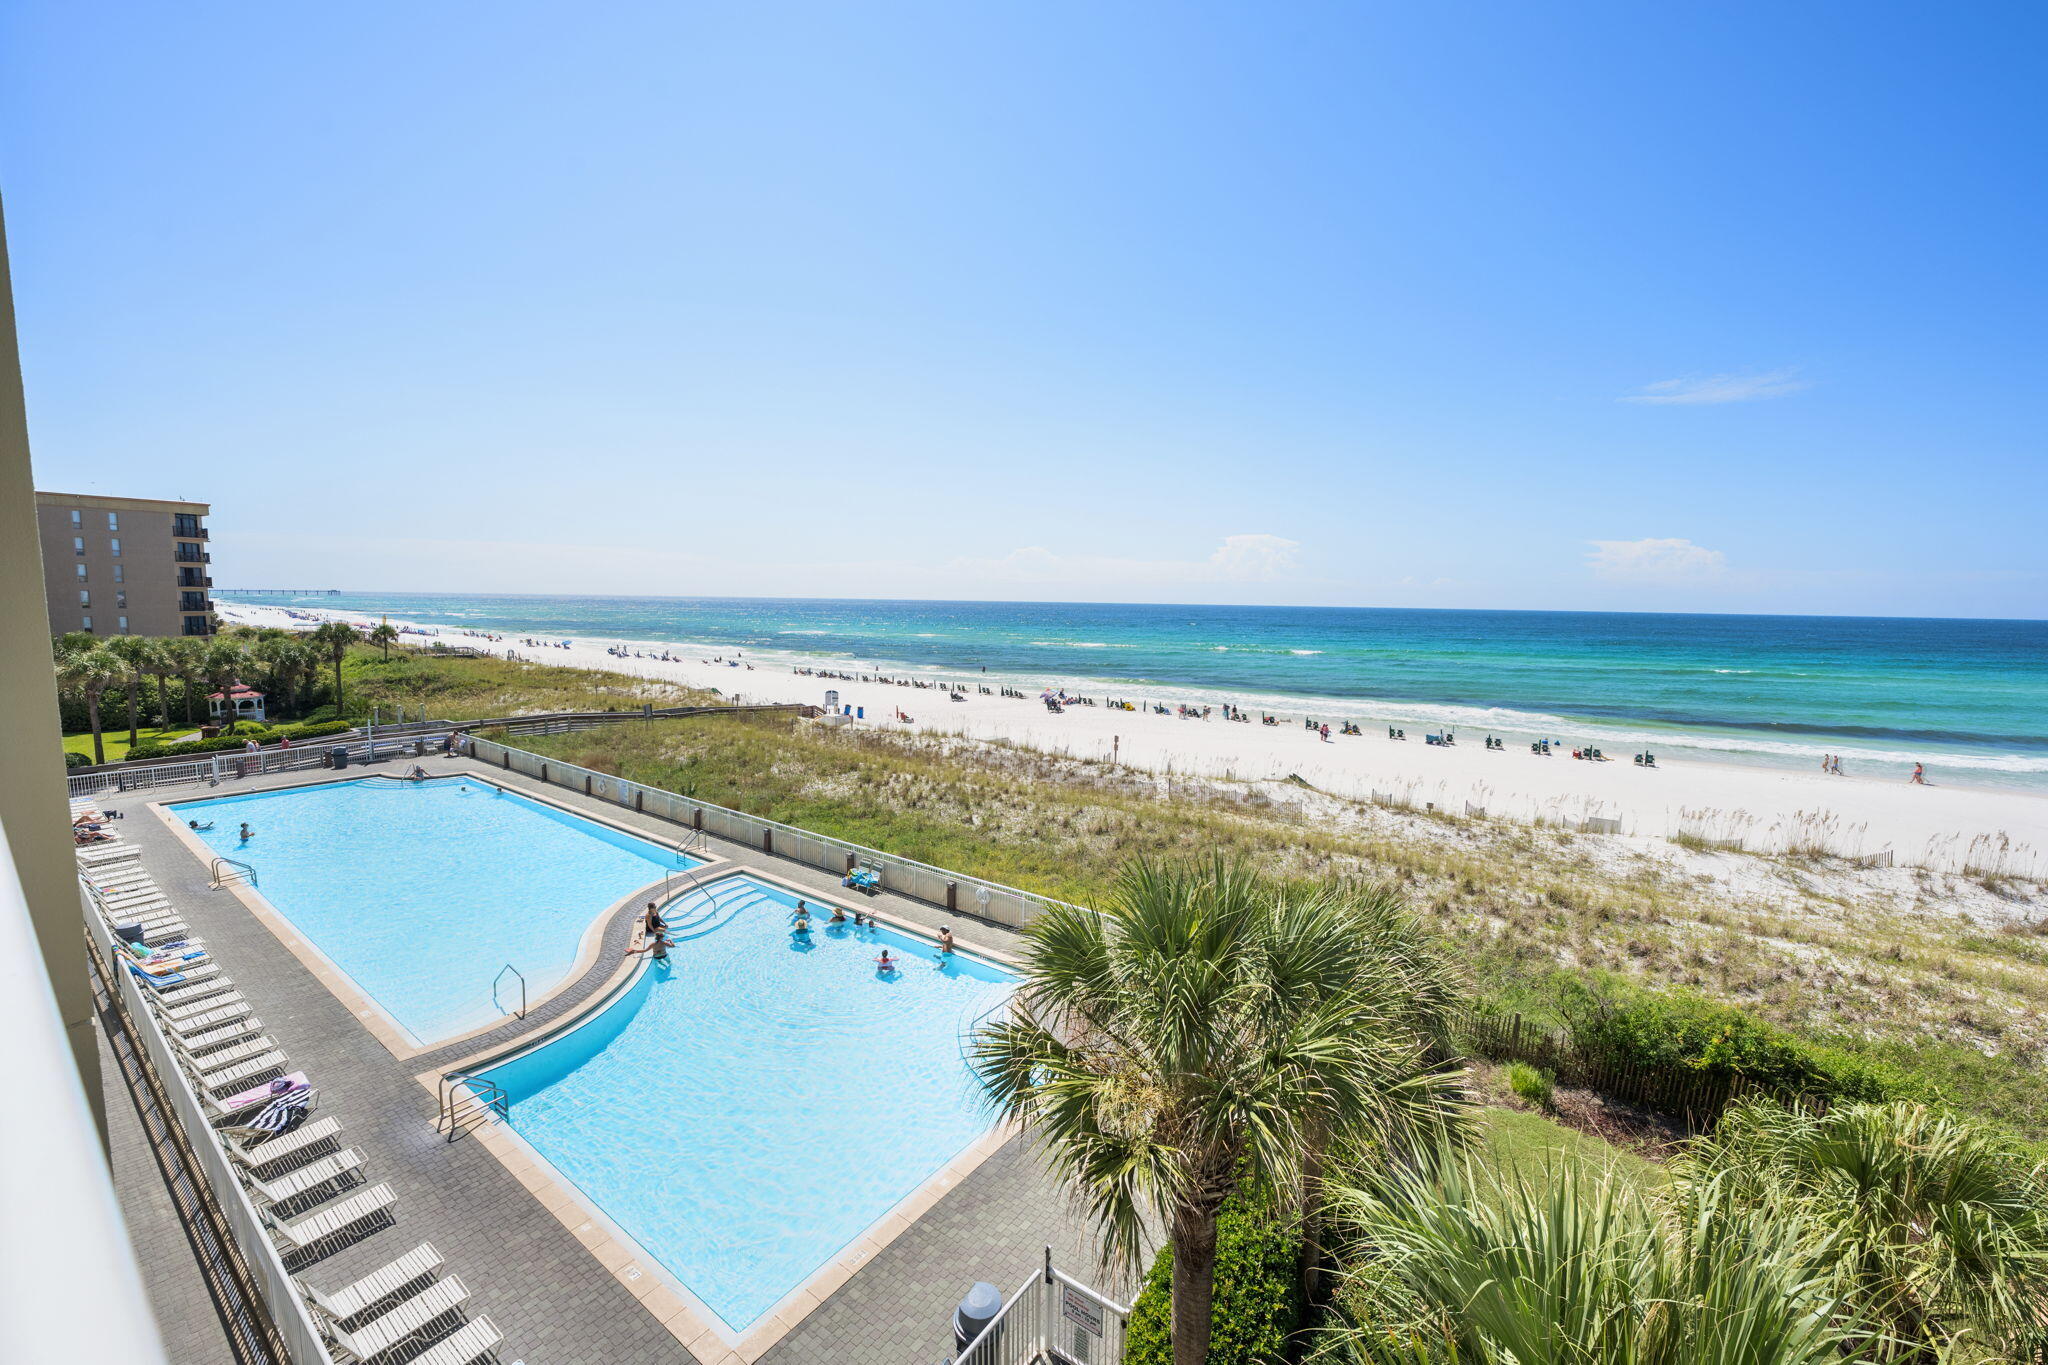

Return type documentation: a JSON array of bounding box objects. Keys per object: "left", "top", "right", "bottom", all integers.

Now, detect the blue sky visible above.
[{"left": 4, "top": 2, "right": 2042, "bottom": 617}]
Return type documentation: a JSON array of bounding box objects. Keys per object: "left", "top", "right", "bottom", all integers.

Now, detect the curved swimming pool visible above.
[
  {"left": 476, "top": 874, "right": 1016, "bottom": 1336},
  {"left": 175, "top": 777, "right": 702, "bottom": 1044}
]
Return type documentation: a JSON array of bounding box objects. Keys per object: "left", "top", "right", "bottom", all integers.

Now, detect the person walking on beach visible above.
[{"left": 1911, "top": 762, "right": 1926, "bottom": 784}]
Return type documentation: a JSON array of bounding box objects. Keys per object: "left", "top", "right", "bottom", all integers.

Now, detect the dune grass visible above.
[{"left": 337, "top": 646, "right": 720, "bottom": 721}]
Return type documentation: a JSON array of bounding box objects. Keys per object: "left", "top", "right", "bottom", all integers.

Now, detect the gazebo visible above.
[{"left": 207, "top": 683, "right": 267, "bottom": 725}]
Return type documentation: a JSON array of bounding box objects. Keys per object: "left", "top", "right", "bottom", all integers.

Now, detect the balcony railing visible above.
[
  {"left": 173, "top": 522, "right": 208, "bottom": 540},
  {"left": 176, "top": 573, "right": 212, "bottom": 588},
  {"left": 173, "top": 550, "right": 211, "bottom": 564}
]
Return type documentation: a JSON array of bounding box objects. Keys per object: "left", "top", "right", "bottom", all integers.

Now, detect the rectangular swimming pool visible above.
[
  {"left": 175, "top": 777, "right": 701, "bottom": 1044},
  {"left": 476, "top": 874, "right": 1016, "bottom": 1338}
]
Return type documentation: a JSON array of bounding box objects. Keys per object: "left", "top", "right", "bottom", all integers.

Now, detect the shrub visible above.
[
  {"left": 1122, "top": 1191, "right": 1302, "bottom": 1365},
  {"left": 64, "top": 750, "right": 91, "bottom": 769},
  {"left": 1506, "top": 1061, "right": 1554, "bottom": 1109},
  {"left": 123, "top": 718, "right": 354, "bottom": 762}
]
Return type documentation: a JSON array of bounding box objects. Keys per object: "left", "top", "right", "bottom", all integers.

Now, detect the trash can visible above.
[
  {"left": 329, "top": 745, "right": 349, "bottom": 770},
  {"left": 953, "top": 1281, "right": 1002, "bottom": 1355}
]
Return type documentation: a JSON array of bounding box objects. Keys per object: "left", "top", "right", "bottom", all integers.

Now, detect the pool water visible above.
[
  {"left": 478, "top": 875, "right": 1015, "bottom": 1335},
  {"left": 176, "top": 778, "right": 700, "bottom": 1043}
]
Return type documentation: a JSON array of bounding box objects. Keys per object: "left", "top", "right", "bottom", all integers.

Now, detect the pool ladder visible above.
[
  {"left": 492, "top": 964, "right": 528, "bottom": 1019},
  {"left": 437, "top": 1073, "right": 508, "bottom": 1142},
  {"left": 210, "top": 856, "right": 258, "bottom": 890}
]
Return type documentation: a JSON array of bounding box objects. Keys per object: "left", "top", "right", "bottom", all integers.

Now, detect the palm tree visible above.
[
  {"left": 1679, "top": 1099, "right": 2048, "bottom": 1361},
  {"left": 104, "top": 634, "right": 156, "bottom": 748},
  {"left": 368, "top": 622, "right": 399, "bottom": 659},
  {"left": 974, "top": 858, "right": 1468, "bottom": 1365},
  {"left": 138, "top": 639, "right": 176, "bottom": 732},
  {"left": 163, "top": 636, "right": 208, "bottom": 724},
  {"left": 310, "top": 621, "right": 359, "bottom": 718},
  {"left": 56, "top": 643, "right": 125, "bottom": 765},
  {"left": 200, "top": 639, "right": 247, "bottom": 734},
  {"left": 1313, "top": 1158, "right": 1870, "bottom": 1365},
  {"left": 250, "top": 636, "right": 305, "bottom": 720}
]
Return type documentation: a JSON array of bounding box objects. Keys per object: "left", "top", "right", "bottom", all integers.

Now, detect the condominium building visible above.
[{"left": 33, "top": 492, "right": 215, "bottom": 638}]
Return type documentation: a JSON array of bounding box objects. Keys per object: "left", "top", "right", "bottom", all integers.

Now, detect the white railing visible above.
[
  {"left": 958, "top": 1255, "right": 1129, "bottom": 1365},
  {"left": 465, "top": 734, "right": 1094, "bottom": 931},
  {"left": 0, "top": 820, "right": 167, "bottom": 1365},
  {"left": 83, "top": 886, "right": 332, "bottom": 1365}
]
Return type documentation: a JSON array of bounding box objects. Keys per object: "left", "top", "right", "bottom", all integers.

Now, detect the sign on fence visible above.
[{"left": 1061, "top": 1284, "right": 1105, "bottom": 1337}]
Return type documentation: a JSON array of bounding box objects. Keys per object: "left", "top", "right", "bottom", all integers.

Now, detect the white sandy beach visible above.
[{"left": 221, "top": 602, "right": 2048, "bottom": 876}]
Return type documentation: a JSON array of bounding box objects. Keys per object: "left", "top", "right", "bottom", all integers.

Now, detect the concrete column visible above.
[{"left": 0, "top": 197, "right": 104, "bottom": 1138}]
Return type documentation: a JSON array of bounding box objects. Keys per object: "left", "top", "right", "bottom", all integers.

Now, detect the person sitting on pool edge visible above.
[
  {"left": 938, "top": 925, "right": 955, "bottom": 954},
  {"left": 642, "top": 901, "right": 667, "bottom": 937}
]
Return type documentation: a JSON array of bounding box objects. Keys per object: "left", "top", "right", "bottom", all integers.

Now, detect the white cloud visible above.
[
  {"left": 955, "top": 533, "right": 1302, "bottom": 587},
  {"left": 1621, "top": 368, "right": 1811, "bottom": 405},
  {"left": 1586, "top": 537, "right": 1728, "bottom": 582}
]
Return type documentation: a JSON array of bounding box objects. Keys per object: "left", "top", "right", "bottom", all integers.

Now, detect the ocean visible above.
[{"left": 225, "top": 593, "right": 2048, "bottom": 792}]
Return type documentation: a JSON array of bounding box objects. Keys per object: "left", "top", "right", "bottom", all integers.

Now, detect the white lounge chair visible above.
[
  {"left": 180, "top": 1017, "right": 265, "bottom": 1055},
  {"left": 405, "top": 1316, "right": 501, "bottom": 1365},
  {"left": 199, "top": 1051, "right": 290, "bottom": 1095},
  {"left": 299, "top": 1242, "right": 441, "bottom": 1323},
  {"left": 320, "top": 1276, "right": 470, "bottom": 1363},
  {"left": 224, "top": 1116, "right": 340, "bottom": 1175},
  {"left": 130, "top": 961, "right": 220, "bottom": 993},
  {"left": 161, "top": 996, "right": 248, "bottom": 1029},
  {"left": 183, "top": 1036, "right": 278, "bottom": 1077},
  {"left": 265, "top": 1183, "right": 395, "bottom": 1256},
  {"left": 243, "top": 1149, "right": 363, "bottom": 1211}
]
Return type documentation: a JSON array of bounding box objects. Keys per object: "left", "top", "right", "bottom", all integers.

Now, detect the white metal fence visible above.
[
  {"left": 83, "top": 888, "right": 332, "bottom": 1365},
  {"left": 465, "top": 734, "right": 1092, "bottom": 931},
  {"left": 957, "top": 1259, "right": 1129, "bottom": 1365}
]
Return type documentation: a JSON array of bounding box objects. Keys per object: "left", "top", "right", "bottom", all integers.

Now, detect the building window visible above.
[
  {"left": 173, "top": 513, "right": 203, "bottom": 538},
  {"left": 81, "top": 615, "right": 92, "bottom": 632},
  {"left": 107, "top": 511, "right": 119, "bottom": 531},
  {"left": 182, "top": 615, "right": 210, "bottom": 636},
  {"left": 115, "top": 590, "right": 127, "bottom": 609},
  {"left": 75, "top": 563, "right": 87, "bottom": 581},
  {"left": 179, "top": 591, "right": 208, "bottom": 612},
  {"left": 174, "top": 543, "right": 204, "bottom": 563},
  {"left": 109, "top": 537, "right": 121, "bottom": 557},
  {"left": 117, "top": 616, "right": 129, "bottom": 633},
  {"left": 78, "top": 589, "right": 90, "bottom": 607},
  {"left": 113, "top": 564, "right": 125, "bottom": 583},
  {"left": 73, "top": 536, "right": 84, "bottom": 556},
  {"left": 69, "top": 509, "right": 81, "bottom": 528}
]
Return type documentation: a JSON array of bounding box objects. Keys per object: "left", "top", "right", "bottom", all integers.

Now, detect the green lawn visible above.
[
  {"left": 63, "top": 725, "right": 196, "bottom": 763},
  {"left": 1478, "top": 1106, "right": 1665, "bottom": 1194}
]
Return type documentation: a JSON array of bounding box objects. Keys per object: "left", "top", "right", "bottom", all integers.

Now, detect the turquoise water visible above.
[
  {"left": 479, "top": 875, "right": 1014, "bottom": 1335},
  {"left": 231, "top": 592, "right": 2048, "bottom": 790},
  {"left": 176, "top": 779, "right": 701, "bottom": 1043}
]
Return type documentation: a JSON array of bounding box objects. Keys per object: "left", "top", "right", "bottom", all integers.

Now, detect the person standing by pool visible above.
[{"left": 938, "top": 925, "right": 955, "bottom": 954}]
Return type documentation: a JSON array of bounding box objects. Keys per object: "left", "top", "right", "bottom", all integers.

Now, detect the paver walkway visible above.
[{"left": 99, "top": 756, "right": 1124, "bottom": 1364}]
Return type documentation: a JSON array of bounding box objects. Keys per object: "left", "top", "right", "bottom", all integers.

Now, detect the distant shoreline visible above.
[{"left": 218, "top": 598, "right": 2048, "bottom": 874}]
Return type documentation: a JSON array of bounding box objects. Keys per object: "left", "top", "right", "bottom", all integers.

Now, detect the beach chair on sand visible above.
[
  {"left": 265, "top": 1184, "right": 395, "bottom": 1259},
  {"left": 300, "top": 1243, "right": 442, "bottom": 1324}
]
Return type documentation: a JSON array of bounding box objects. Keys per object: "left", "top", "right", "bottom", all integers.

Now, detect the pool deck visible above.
[{"left": 106, "top": 756, "right": 1120, "bottom": 1365}]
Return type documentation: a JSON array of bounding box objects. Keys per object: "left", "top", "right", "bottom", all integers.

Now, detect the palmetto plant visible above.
[
  {"left": 1314, "top": 1158, "right": 1871, "bottom": 1365},
  {"left": 369, "top": 622, "right": 399, "bottom": 659},
  {"left": 56, "top": 642, "right": 125, "bottom": 765},
  {"left": 163, "top": 635, "right": 208, "bottom": 723},
  {"left": 1678, "top": 1099, "right": 2048, "bottom": 1362},
  {"left": 200, "top": 639, "right": 247, "bottom": 732},
  {"left": 973, "top": 858, "right": 1468, "bottom": 1365}
]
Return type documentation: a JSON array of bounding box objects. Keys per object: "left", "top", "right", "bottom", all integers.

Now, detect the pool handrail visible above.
[
  {"left": 209, "top": 855, "right": 258, "bottom": 890},
  {"left": 491, "top": 963, "right": 528, "bottom": 1019},
  {"left": 436, "top": 1072, "right": 509, "bottom": 1141}
]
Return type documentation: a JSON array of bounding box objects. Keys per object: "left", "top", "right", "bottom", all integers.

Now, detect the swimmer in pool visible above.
[
  {"left": 793, "top": 903, "right": 811, "bottom": 933},
  {"left": 830, "top": 904, "right": 847, "bottom": 924},
  {"left": 938, "top": 926, "right": 955, "bottom": 955},
  {"left": 875, "top": 950, "right": 896, "bottom": 972},
  {"left": 238, "top": 823, "right": 253, "bottom": 842},
  {"left": 628, "top": 928, "right": 674, "bottom": 962}
]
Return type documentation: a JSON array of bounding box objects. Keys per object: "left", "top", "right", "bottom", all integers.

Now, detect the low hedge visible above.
[
  {"left": 1123, "top": 1191, "right": 1302, "bottom": 1365},
  {"left": 124, "top": 719, "right": 353, "bottom": 762}
]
